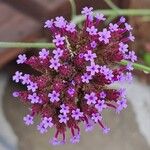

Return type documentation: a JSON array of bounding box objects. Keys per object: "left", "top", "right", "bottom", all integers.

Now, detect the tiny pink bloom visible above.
[
  {"left": 84, "top": 50, "right": 97, "bottom": 62},
  {"left": 81, "top": 7, "right": 93, "bottom": 16},
  {"left": 71, "top": 108, "right": 83, "bottom": 120},
  {"left": 95, "top": 100, "right": 107, "bottom": 112},
  {"left": 102, "top": 127, "right": 110, "bottom": 134},
  {"left": 44, "top": 19, "right": 53, "bottom": 28},
  {"left": 119, "top": 42, "right": 128, "bottom": 54},
  {"left": 98, "top": 28, "right": 111, "bottom": 44},
  {"left": 95, "top": 13, "right": 106, "bottom": 21},
  {"left": 39, "top": 48, "right": 49, "bottom": 59},
  {"left": 70, "top": 134, "right": 80, "bottom": 144},
  {"left": 125, "top": 23, "right": 133, "bottom": 31},
  {"left": 50, "top": 137, "right": 61, "bottom": 146},
  {"left": 86, "top": 62, "right": 99, "bottom": 75},
  {"left": 109, "top": 23, "right": 118, "bottom": 32},
  {"left": 81, "top": 73, "right": 92, "bottom": 83},
  {"left": 90, "top": 41, "right": 97, "bottom": 49},
  {"left": 53, "top": 48, "right": 63, "bottom": 59},
  {"left": 21, "top": 74, "right": 30, "bottom": 85},
  {"left": 86, "top": 26, "right": 98, "bottom": 35},
  {"left": 54, "top": 16, "right": 66, "bottom": 28},
  {"left": 27, "top": 82, "right": 38, "bottom": 92},
  {"left": 42, "top": 117, "right": 53, "bottom": 128},
  {"left": 60, "top": 104, "right": 69, "bottom": 115},
  {"left": 128, "top": 32, "right": 135, "bottom": 41},
  {"left": 17, "top": 54, "right": 27, "bottom": 64},
  {"left": 58, "top": 114, "right": 69, "bottom": 124},
  {"left": 23, "top": 114, "right": 34, "bottom": 126},
  {"left": 53, "top": 34, "right": 65, "bottom": 46},
  {"left": 91, "top": 113, "right": 102, "bottom": 123},
  {"left": 99, "top": 91, "right": 106, "bottom": 99},
  {"left": 28, "top": 93, "right": 40, "bottom": 104},
  {"left": 84, "top": 92, "right": 97, "bottom": 105},
  {"left": 66, "top": 22, "right": 76, "bottom": 33},
  {"left": 120, "top": 16, "right": 126, "bottom": 23},
  {"left": 12, "top": 71, "right": 22, "bottom": 83},
  {"left": 116, "top": 99, "right": 127, "bottom": 113},
  {"left": 49, "top": 58, "right": 61, "bottom": 70},
  {"left": 37, "top": 123, "right": 48, "bottom": 134},
  {"left": 48, "top": 90, "right": 60, "bottom": 102}
]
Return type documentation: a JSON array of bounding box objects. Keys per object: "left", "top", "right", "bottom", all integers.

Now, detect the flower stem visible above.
[
  {"left": 72, "top": 9, "right": 150, "bottom": 24},
  {"left": 0, "top": 42, "right": 150, "bottom": 73},
  {"left": 69, "top": 0, "right": 76, "bottom": 19},
  {"left": 0, "top": 42, "right": 55, "bottom": 49},
  {"left": 119, "top": 60, "right": 150, "bottom": 74}
]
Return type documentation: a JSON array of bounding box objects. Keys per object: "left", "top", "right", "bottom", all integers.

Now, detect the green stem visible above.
[
  {"left": 104, "top": 0, "right": 120, "bottom": 11},
  {"left": 0, "top": 42, "right": 55, "bottom": 49},
  {"left": 119, "top": 60, "right": 150, "bottom": 73},
  {"left": 0, "top": 42, "right": 150, "bottom": 73},
  {"left": 72, "top": 9, "right": 150, "bottom": 24},
  {"left": 69, "top": 0, "right": 76, "bottom": 19}
]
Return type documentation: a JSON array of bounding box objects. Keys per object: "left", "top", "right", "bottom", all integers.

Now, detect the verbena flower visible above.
[{"left": 12, "top": 7, "right": 137, "bottom": 145}]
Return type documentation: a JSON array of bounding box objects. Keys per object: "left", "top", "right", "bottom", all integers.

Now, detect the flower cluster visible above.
[{"left": 12, "top": 7, "right": 137, "bottom": 145}]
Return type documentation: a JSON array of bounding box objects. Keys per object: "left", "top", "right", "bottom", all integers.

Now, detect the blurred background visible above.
[{"left": 0, "top": 0, "right": 150, "bottom": 150}]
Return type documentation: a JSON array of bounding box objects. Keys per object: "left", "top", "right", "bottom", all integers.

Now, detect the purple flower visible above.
[
  {"left": 127, "top": 51, "right": 137, "bottom": 62},
  {"left": 60, "top": 104, "right": 69, "bottom": 114},
  {"left": 37, "top": 123, "right": 48, "bottom": 134},
  {"left": 44, "top": 19, "right": 53, "bottom": 28},
  {"left": 98, "top": 28, "right": 111, "bottom": 44},
  {"left": 90, "top": 41, "right": 97, "bottom": 49},
  {"left": 12, "top": 71, "right": 22, "bottom": 83},
  {"left": 119, "top": 88, "right": 126, "bottom": 99},
  {"left": 23, "top": 114, "right": 34, "bottom": 126},
  {"left": 12, "top": 91, "right": 19, "bottom": 98},
  {"left": 48, "top": 90, "right": 60, "bottom": 102},
  {"left": 95, "top": 100, "right": 107, "bottom": 112},
  {"left": 81, "top": 73, "right": 92, "bottom": 83},
  {"left": 81, "top": 7, "right": 93, "bottom": 16},
  {"left": 27, "top": 82, "right": 38, "bottom": 92},
  {"left": 53, "top": 34, "right": 65, "bottom": 46},
  {"left": 109, "top": 23, "right": 118, "bottom": 32},
  {"left": 86, "top": 62, "right": 99, "bottom": 75},
  {"left": 17, "top": 54, "right": 27, "bottom": 64},
  {"left": 39, "top": 48, "right": 49, "bottom": 59},
  {"left": 70, "top": 134, "right": 80, "bottom": 144},
  {"left": 106, "top": 70, "right": 114, "bottom": 81},
  {"left": 116, "top": 99, "right": 127, "bottom": 113},
  {"left": 49, "top": 58, "right": 61, "bottom": 70},
  {"left": 28, "top": 93, "right": 40, "bottom": 104},
  {"left": 125, "top": 72, "right": 133, "bottom": 82},
  {"left": 50, "top": 137, "right": 61, "bottom": 146},
  {"left": 84, "top": 120, "right": 94, "bottom": 132},
  {"left": 66, "top": 22, "right": 76, "bottom": 33},
  {"left": 54, "top": 16, "right": 66, "bottom": 28},
  {"left": 91, "top": 113, "right": 102, "bottom": 123},
  {"left": 53, "top": 48, "right": 63, "bottom": 59},
  {"left": 119, "top": 42, "right": 128, "bottom": 53},
  {"left": 67, "top": 87, "right": 75, "bottom": 96},
  {"left": 84, "top": 92, "right": 97, "bottom": 105},
  {"left": 42, "top": 117, "right": 53, "bottom": 128},
  {"left": 71, "top": 108, "right": 83, "bottom": 120},
  {"left": 86, "top": 26, "right": 97, "bottom": 35},
  {"left": 58, "top": 114, "right": 69, "bottom": 124},
  {"left": 84, "top": 50, "right": 97, "bottom": 62},
  {"left": 126, "top": 63, "right": 133, "bottom": 71},
  {"left": 128, "top": 32, "right": 135, "bottom": 41},
  {"left": 99, "top": 91, "right": 106, "bottom": 99},
  {"left": 95, "top": 13, "right": 106, "bottom": 21},
  {"left": 102, "top": 127, "right": 110, "bottom": 134},
  {"left": 125, "top": 23, "right": 133, "bottom": 31},
  {"left": 21, "top": 74, "right": 30, "bottom": 85},
  {"left": 120, "top": 16, "right": 126, "bottom": 23}
]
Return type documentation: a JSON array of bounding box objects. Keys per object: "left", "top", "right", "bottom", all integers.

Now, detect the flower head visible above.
[{"left": 13, "top": 6, "right": 136, "bottom": 145}]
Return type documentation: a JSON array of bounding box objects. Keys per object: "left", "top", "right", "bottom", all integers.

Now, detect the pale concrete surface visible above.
[
  {"left": 0, "top": 73, "right": 18, "bottom": 150},
  {"left": 2, "top": 77, "right": 150, "bottom": 150}
]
